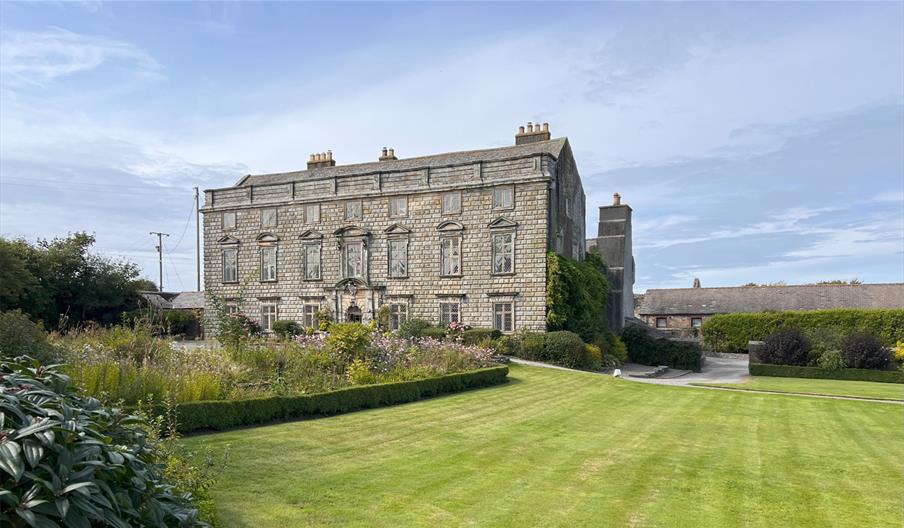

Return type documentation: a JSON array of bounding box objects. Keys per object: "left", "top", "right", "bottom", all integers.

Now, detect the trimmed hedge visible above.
[
  {"left": 462, "top": 328, "right": 502, "bottom": 345},
  {"left": 621, "top": 325, "right": 703, "bottom": 372},
  {"left": 702, "top": 308, "right": 904, "bottom": 354},
  {"left": 156, "top": 366, "right": 509, "bottom": 433},
  {"left": 749, "top": 363, "right": 904, "bottom": 384}
]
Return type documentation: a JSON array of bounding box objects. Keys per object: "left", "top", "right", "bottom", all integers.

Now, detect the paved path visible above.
[{"left": 509, "top": 357, "right": 902, "bottom": 405}]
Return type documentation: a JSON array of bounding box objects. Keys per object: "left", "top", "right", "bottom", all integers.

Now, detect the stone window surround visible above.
[
  {"left": 441, "top": 191, "right": 462, "bottom": 215},
  {"left": 488, "top": 292, "right": 518, "bottom": 333},
  {"left": 437, "top": 221, "right": 464, "bottom": 278},
  {"left": 221, "top": 248, "right": 238, "bottom": 284},
  {"left": 260, "top": 302, "right": 278, "bottom": 332},
  {"left": 299, "top": 230, "right": 324, "bottom": 282},
  {"left": 384, "top": 223, "right": 411, "bottom": 280},
  {"left": 222, "top": 211, "right": 237, "bottom": 231},
  {"left": 388, "top": 196, "right": 408, "bottom": 218},
  {"left": 260, "top": 208, "right": 278, "bottom": 228},
  {"left": 656, "top": 316, "right": 668, "bottom": 328},
  {"left": 691, "top": 317, "right": 703, "bottom": 328},
  {"left": 492, "top": 185, "right": 515, "bottom": 211},
  {"left": 488, "top": 217, "right": 517, "bottom": 276},
  {"left": 305, "top": 203, "right": 320, "bottom": 224},
  {"left": 438, "top": 300, "right": 461, "bottom": 325},
  {"left": 493, "top": 301, "right": 515, "bottom": 333},
  {"left": 217, "top": 235, "right": 240, "bottom": 284},
  {"left": 334, "top": 226, "right": 371, "bottom": 282},
  {"left": 302, "top": 303, "right": 320, "bottom": 329},
  {"left": 257, "top": 233, "right": 279, "bottom": 283},
  {"left": 389, "top": 302, "right": 408, "bottom": 330},
  {"left": 345, "top": 200, "right": 363, "bottom": 221}
]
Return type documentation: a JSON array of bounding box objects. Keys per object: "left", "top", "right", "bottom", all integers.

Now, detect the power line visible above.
[
  {"left": 169, "top": 197, "right": 195, "bottom": 253},
  {"left": 149, "top": 231, "right": 169, "bottom": 291}
]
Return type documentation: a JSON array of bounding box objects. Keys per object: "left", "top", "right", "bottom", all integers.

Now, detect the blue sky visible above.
[{"left": 1, "top": 1, "right": 902, "bottom": 292}]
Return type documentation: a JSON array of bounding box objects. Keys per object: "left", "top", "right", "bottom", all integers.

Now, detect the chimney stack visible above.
[
  {"left": 515, "top": 121, "right": 552, "bottom": 145},
  {"left": 613, "top": 193, "right": 621, "bottom": 206},
  {"left": 379, "top": 147, "right": 398, "bottom": 161},
  {"left": 307, "top": 150, "right": 337, "bottom": 169}
]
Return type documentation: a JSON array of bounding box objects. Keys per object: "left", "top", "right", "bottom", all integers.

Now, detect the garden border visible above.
[
  {"left": 151, "top": 366, "right": 509, "bottom": 433},
  {"left": 749, "top": 363, "right": 904, "bottom": 384}
]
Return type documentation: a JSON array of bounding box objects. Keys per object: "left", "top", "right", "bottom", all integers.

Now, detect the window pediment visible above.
[
  {"left": 384, "top": 223, "right": 411, "bottom": 235},
  {"left": 256, "top": 233, "right": 279, "bottom": 245},
  {"left": 217, "top": 235, "right": 240, "bottom": 246},
  {"left": 488, "top": 217, "right": 518, "bottom": 229},
  {"left": 299, "top": 229, "right": 324, "bottom": 240},
  {"left": 436, "top": 220, "right": 464, "bottom": 232},
  {"left": 334, "top": 225, "right": 370, "bottom": 238}
]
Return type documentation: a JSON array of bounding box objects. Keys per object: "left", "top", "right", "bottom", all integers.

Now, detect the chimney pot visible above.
[
  {"left": 327, "top": 150, "right": 332, "bottom": 160},
  {"left": 518, "top": 126, "right": 525, "bottom": 134},
  {"left": 527, "top": 122, "right": 534, "bottom": 132},
  {"left": 542, "top": 122, "right": 549, "bottom": 132},
  {"left": 613, "top": 192, "right": 621, "bottom": 206},
  {"left": 693, "top": 278, "right": 702, "bottom": 288},
  {"left": 309, "top": 154, "right": 315, "bottom": 162},
  {"left": 382, "top": 147, "right": 388, "bottom": 156},
  {"left": 388, "top": 148, "right": 394, "bottom": 157}
]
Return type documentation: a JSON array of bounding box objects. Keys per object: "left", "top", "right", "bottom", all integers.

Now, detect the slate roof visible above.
[
  {"left": 139, "top": 291, "right": 205, "bottom": 310},
  {"left": 637, "top": 283, "right": 904, "bottom": 316},
  {"left": 235, "top": 138, "right": 568, "bottom": 187}
]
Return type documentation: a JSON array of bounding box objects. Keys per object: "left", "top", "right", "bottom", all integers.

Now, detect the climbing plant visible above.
[{"left": 546, "top": 252, "right": 610, "bottom": 341}]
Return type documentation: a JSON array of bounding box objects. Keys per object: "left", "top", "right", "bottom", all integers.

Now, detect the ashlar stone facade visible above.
[{"left": 201, "top": 124, "right": 586, "bottom": 334}]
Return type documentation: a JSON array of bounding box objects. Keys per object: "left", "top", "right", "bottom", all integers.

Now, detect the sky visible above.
[{"left": 1, "top": 1, "right": 902, "bottom": 293}]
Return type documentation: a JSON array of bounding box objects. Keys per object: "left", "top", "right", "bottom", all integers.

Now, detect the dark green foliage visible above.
[
  {"left": 421, "top": 327, "right": 448, "bottom": 340},
  {"left": 150, "top": 366, "right": 509, "bottom": 433},
  {"left": 593, "top": 332, "right": 629, "bottom": 364},
  {"left": 702, "top": 308, "right": 904, "bottom": 354},
  {"left": 0, "top": 233, "right": 152, "bottom": 328},
  {"left": 840, "top": 331, "right": 892, "bottom": 370},
  {"left": 749, "top": 363, "right": 904, "bottom": 384},
  {"left": 396, "top": 318, "right": 433, "bottom": 339},
  {"left": 0, "top": 310, "right": 60, "bottom": 363},
  {"left": 0, "top": 356, "right": 205, "bottom": 527},
  {"left": 271, "top": 320, "right": 302, "bottom": 339},
  {"left": 620, "top": 325, "right": 703, "bottom": 372},
  {"left": 546, "top": 252, "right": 610, "bottom": 341},
  {"left": 462, "top": 328, "right": 501, "bottom": 346},
  {"left": 760, "top": 327, "right": 811, "bottom": 366},
  {"left": 164, "top": 310, "right": 198, "bottom": 336},
  {"left": 516, "top": 332, "right": 546, "bottom": 360},
  {"left": 541, "top": 331, "right": 587, "bottom": 368}
]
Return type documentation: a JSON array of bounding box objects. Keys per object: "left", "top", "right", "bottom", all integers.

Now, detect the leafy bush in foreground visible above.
[
  {"left": 760, "top": 327, "right": 811, "bottom": 366},
  {"left": 271, "top": 320, "right": 302, "bottom": 339},
  {"left": 0, "top": 356, "right": 205, "bottom": 527},
  {"left": 0, "top": 310, "right": 60, "bottom": 364},
  {"left": 841, "top": 331, "right": 892, "bottom": 370}
]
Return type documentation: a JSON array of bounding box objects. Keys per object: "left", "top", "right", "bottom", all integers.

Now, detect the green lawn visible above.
[
  {"left": 695, "top": 376, "right": 904, "bottom": 401},
  {"left": 185, "top": 365, "right": 903, "bottom": 527}
]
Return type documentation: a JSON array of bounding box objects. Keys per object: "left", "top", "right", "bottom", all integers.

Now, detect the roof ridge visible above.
[{"left": 644, "top": 283, "right": 903, "bottom": 292}]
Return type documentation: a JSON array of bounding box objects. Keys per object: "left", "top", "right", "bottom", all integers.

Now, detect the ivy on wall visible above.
[{"left": 546, "top": 251, "right": 610, "bottom": 341}]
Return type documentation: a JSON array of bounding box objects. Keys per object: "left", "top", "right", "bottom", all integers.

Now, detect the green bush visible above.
[
  {"left": 541, "top": 331, "right": 587, "bottom": 368},
  {"left": 841, "top": 331, "right": 892, "bottom": 370},
  {"left": 271, "top": 319, "right": 302, "bottom": 339},
  {"left": 164, "top": 309, "right": 198, "bottom": 336},
  {"left": 421, "top": 326, "right": 448, "bottom": 341},
  {"left": 0, "top": 310, "right": 60, "bottom": 363},
  {"left": 546, "top": 252, "right": 611, "bottom": 341},
  {"left": 760, "top": 327, "right": 811, "bottom": 366},
  {"left": 749, "top": 363, "right": 904, "bottom": 384},
  {"left": 462, "top": 328, "right": 502, "bottom": 346},
  {"left": 621, "top": 325, "right": 703, "bottom": 372},
  {"left": 397, "top": 318, "right": 433, "bottom": 339},
  {"left": 148, "top": 366, "right": 509, "bottom": 433},
  {"left": 816, "top": 349, "right": 846, "bottom": 371},
  {"left": 594, "top": 332, "right": 628, "bottom": 364},
  {"left": 0, "top": 356, "right": 206, "bottom": 526},
  {"left": 325, "top": 323, "right": 372, "bottom": 361},
  {"left": 702, "top": 308, "right": 904, "bottom": 354}
]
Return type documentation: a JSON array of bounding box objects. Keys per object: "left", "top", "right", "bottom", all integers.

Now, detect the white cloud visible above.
[{"left": 0, "top": 27, "right": 162, "bottom": 86}]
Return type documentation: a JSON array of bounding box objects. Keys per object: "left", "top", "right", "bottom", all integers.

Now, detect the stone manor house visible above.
[{"left": 201, "top": 123, "right": 586, "bottom": 333}]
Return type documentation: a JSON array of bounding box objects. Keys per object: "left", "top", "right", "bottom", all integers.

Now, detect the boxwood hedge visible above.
[
  {"left": 154, "top": 366, "right": 508, "bottom": 433},
  {"left": 702, "top": 308, "right": 904, "bottom": 354},
  {"left": 749, "top": 363, "right": 904, "bottom": 384}
]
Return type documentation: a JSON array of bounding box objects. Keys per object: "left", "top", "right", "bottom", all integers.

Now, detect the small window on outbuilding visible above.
[
  {"left": 655, "top": 317, "right": 667, "bottom": 329},
  {"left": 691, "top": 317, "right": 703, "bottom": 328}
]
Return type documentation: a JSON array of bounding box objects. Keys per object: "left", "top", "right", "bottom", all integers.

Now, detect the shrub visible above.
[
  {"left": 620, "top": 325, "right": 703, "bottom": 372},
  {"left": 149, "top": 366, "right": 510, "bottom": 433},
  {"left": 594, "top": 332, "right": 628, "bottom": 364},
  {"left": 515, "top": 332, "right": 545, "bottom": 360},
  {"left": 217, "top": 312, "right": 262, "bottom": 348},
  {"left": 546, "top": 252, "right": 611, "bottom": 341},
  {"left": 816, "top": 349, "right": 846, "bottom": 371},
  {"left": 376, "top": 305, "right": 392, "bottom": 332},
  {"left": 0, "top": 310, "right": 60, "bottom": 363},
  {"left": 164, "top": 309, "right": 198, "bottom": 336},
  {"left": 749, "top": 363, "right": 904, "bottom": 384},
  {"left": 583, "top": 344, "right": 603, "bottom": 370},
  {"left": 895, "top": 341, "right": 904, "bottom": 363},
  {"left": 841, "top": 331, "right": 892, "bottom": 370},
  {"left": 325, "top": 323, "right": 372, "bottom": 361},
  {"left": 760, "top": 327, "right": 811, "bottom": 366},
  {"left": 314, "top": 308, "right": 334, "bottom": 331},
  {"left": 702, "top": 308, "right": 904, "bottom": 354},
  {"left": 271, "top": 319, "right": 302, "bottom": 339},
  {"left": 397, "top": 318, "right": 433, "bottom": 339},
  {"left": 0, "top": 356, "right": 206, "bottom": 527},
  {"left": 541, "top": 331, "right": 586, "bottom": 367},
  {"left": 421, "top": 326, "right": 448, "bottom": 341},
  {"left": 462, "top": 328, "right": 502, "bottom": 346}
]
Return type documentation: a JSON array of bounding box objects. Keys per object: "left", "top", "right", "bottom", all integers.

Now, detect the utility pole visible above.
[
  {"left": 194, "top": 187, "right": 201, "bottom": 291},
  {"left": 149, "top": 231, "right": 170, "bottom": 291}
]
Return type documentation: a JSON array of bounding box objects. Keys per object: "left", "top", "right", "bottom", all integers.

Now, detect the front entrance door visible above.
[{"left": 346, "top": 305, "right": 363, "bottom": 323}]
